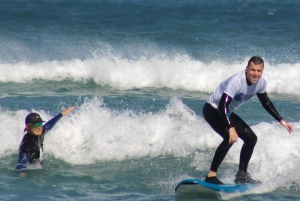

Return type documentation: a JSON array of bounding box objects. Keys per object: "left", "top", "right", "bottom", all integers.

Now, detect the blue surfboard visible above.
[{"left": 175, "top": 178, "right": 259, "bottom": 194}]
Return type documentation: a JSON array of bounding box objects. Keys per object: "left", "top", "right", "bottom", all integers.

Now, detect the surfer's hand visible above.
[
  {"left": 229, "top": 127, "right": 238, "bottom": 143},
  {"left": 61, "top": 106, "right": 75, "bottom": 116},
  {"left": 19, "top": 172, "right": 27, "bottom": 177},
  {"left": 280, "top": 120, "right": 293, "bottom": 134}
]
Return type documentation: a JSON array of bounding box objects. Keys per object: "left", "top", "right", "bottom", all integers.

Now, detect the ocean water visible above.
[{"left": 1, "top": 0, "right": 300, "bottom": 200}]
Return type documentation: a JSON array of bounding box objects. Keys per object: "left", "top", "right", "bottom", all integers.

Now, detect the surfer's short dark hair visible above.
[{"left": 247, "top": 56, "right": 264, "bottom": 68}]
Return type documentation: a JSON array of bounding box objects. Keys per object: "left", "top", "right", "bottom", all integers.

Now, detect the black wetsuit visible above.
[
  {"left": 16, "top": 113, "right": 63, "bottom": 170},
  {"left": 202, "top": 92, "right": 282, "bottom": 173}
]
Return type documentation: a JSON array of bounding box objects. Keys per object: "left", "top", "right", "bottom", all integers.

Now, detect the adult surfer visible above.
[{"left": 202, "top": 56, "right": 293, "bottom": 184}]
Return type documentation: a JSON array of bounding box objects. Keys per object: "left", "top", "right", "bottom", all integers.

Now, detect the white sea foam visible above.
[
  {"left": 3, "top": 96, "right": 299, "bottom": 167},
  {"left": 2, "top": 95, "right": 300, "bottom": 192},
  {"left": 1, "top": 56, "right": 300, "bottom": 95}
]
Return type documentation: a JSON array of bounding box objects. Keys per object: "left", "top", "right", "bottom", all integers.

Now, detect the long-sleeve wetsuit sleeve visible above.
[
  {"left": 40, "top": 113, "right": 63, "bottom": 144},
  {"left": 15, "top": 153, "right": 29, "bottom": 170},
  {"left": 257, "top": 92, "right": 283, "bottom": 122},
  {"left": 43, "top": 113, "right": 63, "bottom": 131},
  {"left": 218, "top": 93, "right": 234, "bottom": 129}
]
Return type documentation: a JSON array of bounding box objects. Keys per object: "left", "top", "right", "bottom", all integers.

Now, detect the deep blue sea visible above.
[{"left": 1, "top": 0, "right": 300, "bottom": 200}]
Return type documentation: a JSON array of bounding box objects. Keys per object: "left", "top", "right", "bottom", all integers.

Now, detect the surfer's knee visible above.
[{"left": 244, "top": 128, "right": 257, "bottom": 146}]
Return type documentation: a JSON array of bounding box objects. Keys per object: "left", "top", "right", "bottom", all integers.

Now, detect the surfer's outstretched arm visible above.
[
  {"left": 257, "top": 92, "right": 293, "bottom": 133},
  {"left": 44, "top": 106, "right": 75, "bottom": 131}
]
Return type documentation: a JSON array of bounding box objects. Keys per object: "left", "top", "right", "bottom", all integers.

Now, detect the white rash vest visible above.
[{"left": 207, "top": 70, "right": 267, "bottom": 113}]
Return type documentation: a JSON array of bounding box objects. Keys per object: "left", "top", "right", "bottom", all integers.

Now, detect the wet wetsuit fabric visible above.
[
  {"left": 203, "top": 70, "right": 283, "bottom": 173},
  {"left": 15, "top": 113, "right": 63, "bottom": 170}
]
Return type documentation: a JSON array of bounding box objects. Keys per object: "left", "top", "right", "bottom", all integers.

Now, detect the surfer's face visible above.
[
  {"left": 246, "top": 62, "right": 263, "bottom": 84},
  {"left": 26, "top": 123, "right": 43, "bottom": 136}
]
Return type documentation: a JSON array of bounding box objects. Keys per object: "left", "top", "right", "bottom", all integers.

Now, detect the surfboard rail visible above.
[{"left": 175, "top": 178, "right": 259, "bottom": 194}]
